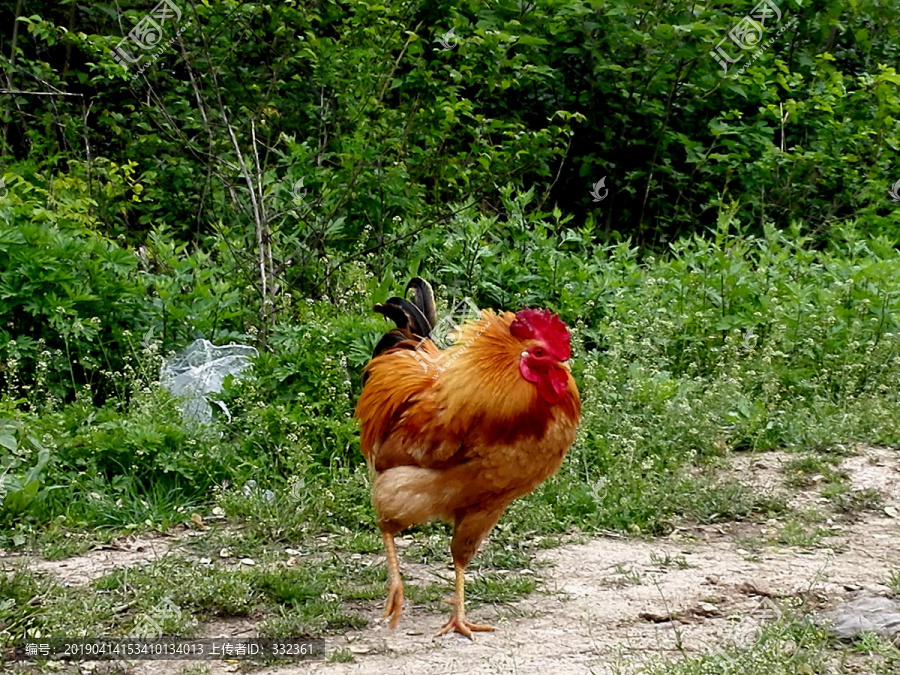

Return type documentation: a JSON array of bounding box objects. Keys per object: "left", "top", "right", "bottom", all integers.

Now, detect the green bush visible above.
[
  {"left": 1, "top": 0, "right": 899, "bottom": 543},
  {"left": 0, "top": 416, "right": 52, "bottom": 516},
  {"left": 0, "top": 213, "right": 148, "bottom": 403}
]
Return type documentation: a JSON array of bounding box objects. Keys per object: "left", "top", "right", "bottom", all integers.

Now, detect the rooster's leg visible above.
[
  {"left": 382, "top": 531, "right": 404, "bottom": 627},
  {"left": 435, "top": 561, "right": 495, "bottom": 638},
  {"left": 436, "top": 505, "right": 509, "bottom": 639}
]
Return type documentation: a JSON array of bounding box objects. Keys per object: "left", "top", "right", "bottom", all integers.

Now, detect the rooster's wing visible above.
[{"left": 356, "top": 339, "right": 473, "bottom": 472}]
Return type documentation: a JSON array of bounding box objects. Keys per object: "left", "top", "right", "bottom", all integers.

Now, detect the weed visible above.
[
  {"left": 783, "top": 454, "right": 847, "bottom": 488},
  {"left": 775, "top": 519, "right": 830, "bottom": 549},
  {"left": 606, "top": 564, "right": 644, "bottom": 588},
  {"left": 650, "top": 551, "right": 691, "bottom": 569},
  {"left": 641, "top": 607, "right": 830, "bottom": 674},
  {"left": 822, "top": 484, "right": 884, "bottom": 513},
  {"left": 888, "top": 570, "right": 900, "bottom": 597},
  {"left": 467, "top": 572, "right": 538, "bottom": 605},
  {"left": 0, "top": 566, "right": 43, "bottom": 645},
  {"left": 328, "top": 648, "right": 355, "bottom": 663}
]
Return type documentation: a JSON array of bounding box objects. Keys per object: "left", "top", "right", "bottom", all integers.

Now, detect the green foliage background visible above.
[{"left": 0, "top": 0, "right": 899, "bottom": 537}]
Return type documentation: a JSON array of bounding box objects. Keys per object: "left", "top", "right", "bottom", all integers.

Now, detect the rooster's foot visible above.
[
  {"left": 435, "top": 614, "right": 495, "bottom": 640},
  {"left": 383, "top": 581, "right": 404, "bottom": 628}
]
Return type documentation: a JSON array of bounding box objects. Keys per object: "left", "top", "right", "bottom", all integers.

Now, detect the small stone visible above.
[
  {"left": 639, "top": 610, "right": 672, "bottom": 623},
  {"left": 239, "top": 558, "right": 256, "bottom": 566},
  {"left": 691, "top": 602, "right": 721, "bottom": 618},
  {"left": 738, "top": 580, "right": 780, "bottom": 598},
  {"left": 219, "top": 547, "right": 233, "bottom": 558}
]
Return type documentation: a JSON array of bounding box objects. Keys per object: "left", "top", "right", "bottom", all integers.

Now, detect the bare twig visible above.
[
  {"left": 536, "top": 134, "right": 574, "bottom": 212},
  {"left": 0, "top": 89, "right": 84, "bottom": 97},
  {"left": 377, "top": 21, "right": 424, "bottom": 104},
  {"left": 223, "top": 113, "right": 270, "bottom": 340},
  {"left": 1, "top": 0, "right": 26, "bottom": 150}
]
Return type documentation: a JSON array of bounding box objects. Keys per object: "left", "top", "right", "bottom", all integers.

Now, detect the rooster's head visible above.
[{"left": 510, "top": 309, "right": 572, "bottom": 404}]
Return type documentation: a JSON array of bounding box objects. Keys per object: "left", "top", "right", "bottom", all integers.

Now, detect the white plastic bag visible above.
[{"left": 160, "top": 339, "right": 258, "bottom": 424}]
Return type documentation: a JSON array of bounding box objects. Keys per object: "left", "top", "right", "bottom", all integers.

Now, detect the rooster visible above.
[{"left": 354, "top": 278, "right": 581, "bottom": 638}]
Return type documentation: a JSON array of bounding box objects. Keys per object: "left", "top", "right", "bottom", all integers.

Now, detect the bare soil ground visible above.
[
  {"left": 11, "top": 533, "right": 177, "bottom": 587},
  {"left": 10, "top": 446, "right": 900, "bottom": 675}
]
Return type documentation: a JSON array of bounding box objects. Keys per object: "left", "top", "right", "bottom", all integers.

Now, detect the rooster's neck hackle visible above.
[{"left": 434, "top": 310, "right": 580, "bottom": 440}]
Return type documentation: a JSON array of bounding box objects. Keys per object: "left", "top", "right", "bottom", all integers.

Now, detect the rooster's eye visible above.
[{"left": 535, "top": 347, "right": 544, "bottom": 356}]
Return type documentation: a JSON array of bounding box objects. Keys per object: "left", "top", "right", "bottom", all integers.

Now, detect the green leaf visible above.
[{"left": 0, "top": 228, "right": 27, "bottom": 248}]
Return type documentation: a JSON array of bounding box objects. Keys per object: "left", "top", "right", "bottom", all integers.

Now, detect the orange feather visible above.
[{"left": 355, "top": 309, "right": 581, "bottom": 530}]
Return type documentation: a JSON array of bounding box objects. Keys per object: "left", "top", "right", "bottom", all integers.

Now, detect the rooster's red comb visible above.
[{"left": 510, "top": 309, "right": 571, "bottom": 361}]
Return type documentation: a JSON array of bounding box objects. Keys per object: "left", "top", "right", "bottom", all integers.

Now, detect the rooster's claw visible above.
[
  {"left": 383, "top": 581, "right": 404, "bottom": 628},
  {"left": 435, "top": 614, "right": 495, "bottom": 640}
]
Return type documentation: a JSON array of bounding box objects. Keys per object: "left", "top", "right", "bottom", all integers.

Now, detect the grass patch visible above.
[
  {"left": 637, "top": 608, "right": 900, "bottom": 675},
  {"left": 775, "top": 519, "right": 830, "bottom": 549},
  {"left": 0, "top": 552, "right": 383, "bottom": 646},
  {"left": 821, "top": 484, "right": 884, "bottom": 514},
  {"left": 259, "top": 601, "right": 367, "bottom": 637},
  {"left": 467, "top": 572, "right": 538, "bottom": 605},
  {"left": 0, "top": 525, "right": 542, "bottom": 651},
  {"left": 783, "top": 454, "right": 846, "bottom": 488}
]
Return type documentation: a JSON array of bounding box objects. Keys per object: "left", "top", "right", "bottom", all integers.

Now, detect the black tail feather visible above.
[
  {"left": 368, "top": 277, "right": 437, "bottom": 361},
  {"left": 371, "top": 332, "right": 411, "bottom": 358},
  {"left": 406, "top": 277, "right": 436, "bottom": 333},
  {"left": 372, "top": 302, "right": 410, "bottom": 331},
  {"left": 380, "top": 296, "right": 432, "bottom": 338}
]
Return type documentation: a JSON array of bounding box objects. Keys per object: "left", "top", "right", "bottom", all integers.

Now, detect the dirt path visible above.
[
  {"left": 12, "top": 533, "right": 178, "bottom": 586},
  {"left": 274, "top": 519, "right": 896, "bottom": 675},
  {"left": 10, "top": 446, "right": 900, "bottom": 675},
  {"left": 263, "top": 446, "right": 900, "bottom": 675}
]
